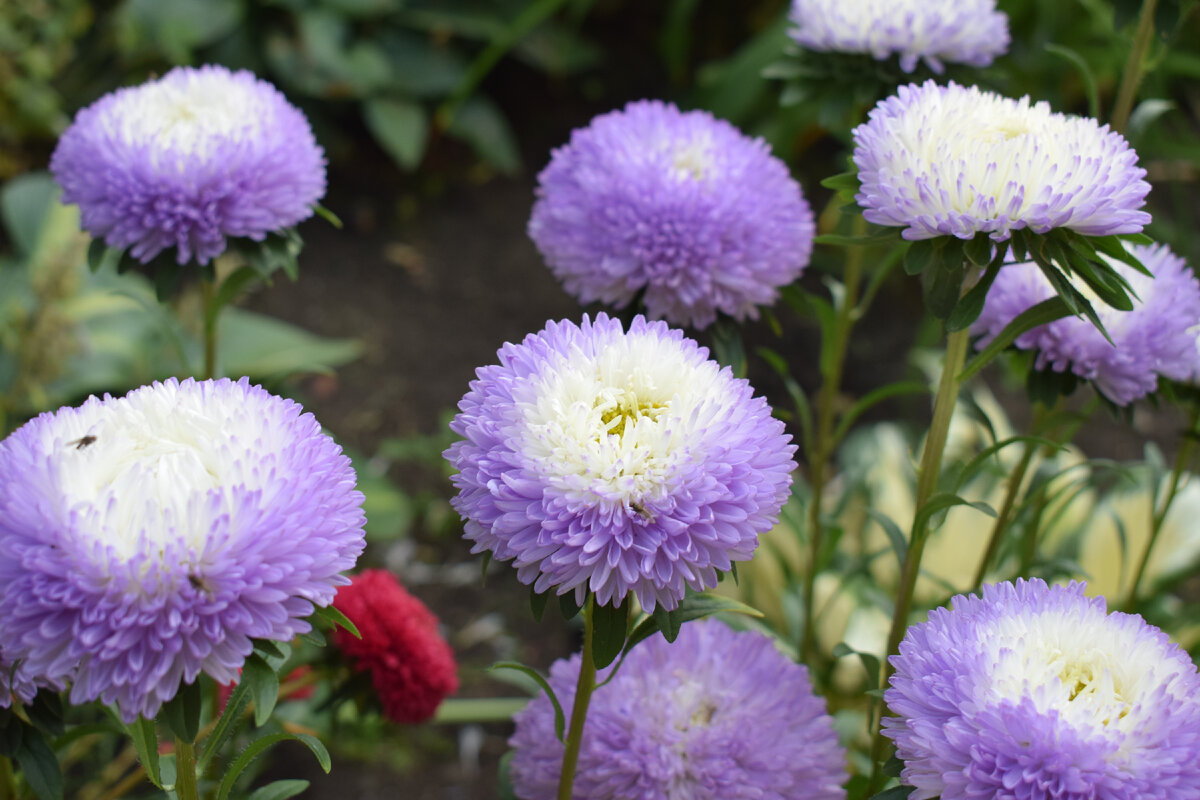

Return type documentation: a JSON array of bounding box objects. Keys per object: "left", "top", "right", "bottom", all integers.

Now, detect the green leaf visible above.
[
  {"left": 26, "top": 692, "right": 64, "bottom": 738},
  {"left": 251, "top": 640, "right": 288, "bottom": 664},
  {"left": 247, "top": 780, "right": 311, "bottom": 800},
  {"left": 631, "top": 593, "right": 763, "bottom": 651},
  {"left": 962, "top": 234, "right": 993, "bottom": 268},
  {"left": 489, "top": 663, "right": 566, "bottom": 742},
  {"left": 312, "top": 203, "right": 343, "bottom": 229},
  {"left": 709, "top": 318, "right": 746, "bottom": 378},
  {"left": 220, "top": 308, "right": 362, "bottom": 380},
  {"left": 498, "top": 750, "right": 518, "bottom": 800},
  {"left": 530, "top": 587, "right": 550, "bottom": 622},
  {"left": 869, "top": 786, "right": 915, "bottom": 800},
  {"left": 813, "top": 228, "right": 899, "bottom": 247},
  {"left": 1045, "top": 43, "right": 1100, "bottom": 119},
  {"left": 947, "top": 245, "right": 1006, "bottom": 332},
  {"left": 242, "top": 655, "right": 281, "bottom": 728},
  {"left": 831, "top": 380, "right": 929, "bottom": 445},
  {"left": 0, "top": 172, "right": 58, "bottom": 257},
  {"left": 445, "top": 96, "right": 521, "bottom": 175},
  {"left": 912, "top": 493, "right": 997, "bottom": 542},
  {"left": 124, "top": 717, "right": 163, "bottom": 788},
  {"left": 160, "top": 678, "right": 203, "bottom": 743},
  {"left": 196, "top": 682, "right": 252, "bottom": 777},
  {"left": 0, "top": 711, "right": 21, "bottom": 757},
  {"left": 819, "top": 171, "right": 861, "bottom": 202},
  {"left": 865, "top": 509, "right": 907, "bottom": 565},
  {"left": 902, "top": 237, "right": 940, "bottom": 276},
  {"left": 559, "top": 592, "right": 583, "bottom": 622},
  {"left": 86, "top": 240, "right": 126, "bottom": 274},
  {"left": 591, "top": 599, "right": 630, "bottom": 670},
  {"left": 957, "top": 297, "right": 1072, "bottom": 382},
  {"left": 312, "top": 604, "right": 361, "bottom": 639},
  {"left": 921, "top": 254, "right": 964, "bottom": 319},
  {"left": 831, "top": 642, "right": 881, "bottom": 688},
  {"left": 13, "top": 728, "right": 62, "bottom": 800},
  {"left": 363, "top": 98, "right": 429, "bottom": 171},
  {"left": 216, "top": 733, "right": 330, "bottom": 800}
]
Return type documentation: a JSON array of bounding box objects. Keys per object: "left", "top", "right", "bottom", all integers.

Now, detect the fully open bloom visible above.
[
  {"left": 51, "top": 64, "right": 326, "bottom": 266},
  {"left": 0, "top": 378, "right": 365, "bottom": 721},
  {"left": 444, "top": 314, "right": 795, "bottom": 611},
  {"left": 509, "top": 619, "right": 846, "bottom": 799},
  {"left": 885, "top": 579, "right": 1200, "bottom": 799},
  {"left": 528, "top": 100, "right": 815, "bottom": 329},
  {"left": 972, "top": 242, "right": 1200, "bottom": 405},
  {"left": 332, "top": 569, "right": 458, "bottom": 724},
  {"left": 788, "top": 0, "right": 1009, "bottom": 73},
  {"left": 853, "top": 81, "right": 1150, "bottom": 241}
]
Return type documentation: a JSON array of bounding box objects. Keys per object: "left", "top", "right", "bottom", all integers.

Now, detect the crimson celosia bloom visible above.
[{"left": 332, "top": 569, "right": 458, "bottom": 723}]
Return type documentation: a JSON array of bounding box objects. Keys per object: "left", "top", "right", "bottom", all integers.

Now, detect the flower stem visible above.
[
  {"left": 173, "top": 737, "right": 200, "bottom": 800},
  {"left": 1110, "top": 0, "right": 1160, "bottom": 133},
  {"left": 1125, "top": 402, "right": 1199, "bottom": 609},
  {"left": 0, "top": 756, "right": 15, "bottom": 800},
  {"left": 801, "top": 216, "right": 866, "bottom": 664},
  {"left": 557, "top": 596, "right": 597, "bottom": 800},
  {"left": 867, "top": 323, "right": 971, "bottom": 792},
  {"left": 201, "top": 277, "right": 217, "bottom": 380}
]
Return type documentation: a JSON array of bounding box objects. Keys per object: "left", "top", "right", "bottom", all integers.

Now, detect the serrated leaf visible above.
[
  {"left": 160, "top": 679, "right": 203, "bottom": 743},
  {"left": 125, "top": 717, "right": 163, "bottom": 788},
  {"left": 216, "top": 732, "right": 330, "bottom": 800},
  {"left": 591, "top": 599, "right": 629, "bottom": 670},
  {"left": 489, "top": 663, "right": 565, "bottom": 742}
]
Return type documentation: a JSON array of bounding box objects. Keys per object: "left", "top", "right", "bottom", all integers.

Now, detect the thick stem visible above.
[
  {"left": 1110, "top": 0, "right": 1160, "bottom": 133},
  {"left": 1124, "top": 403, "right": 1199, "bottom": 609},
  {"left": 867, "top": 324, "right": 971, "bottom": 792},
  {"left": 173, "top": 738, "right": 200, "bottom": 800},
  {"left": 801, "top": 217, "right": 866, "bottom": 663},
  {"left": 202, "top": 277, "right": 217, "bottom": 380},
  {"left": 557, "top": 597, "right": 597, "bottom": 800}
]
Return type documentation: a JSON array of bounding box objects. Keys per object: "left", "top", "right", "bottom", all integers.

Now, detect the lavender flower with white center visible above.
[
  {"left": 885, "top": 579, "right": 1200, "bottom": 800},
  {"left": 528, "top": 100, "right": 815, "bottom": 329},
  {"left": 971, "top": 242, "right": 1200, "bottom": 405},
  {"left": 51, "top": 64, "right": 326, "bottom": 266},
  {"left": 509, "top": 619, "right": 846, "bottom": 799},
  {"left": 853, "top": 81, "right": 1151, "bottom": 241},
  {"left": 789, "top": 0, "right": 1009, "bottom": 73},
  {"left": 0, "top": 378, "right": 365, "bottom": 722},
  {"left": 444, "top": 314, "right": 796, "bottom": 612}
]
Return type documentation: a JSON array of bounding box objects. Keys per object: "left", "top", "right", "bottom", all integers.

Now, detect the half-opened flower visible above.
[
  {"left": 528, "top": 100, "right": 815, "bottom": 329},
  {"left": 509, "top": 619, "right": 846, "bottom": 799},
  {"left": 789, "top": 0, "right": 1009, "bottom": 73},
  {"left": 0, "top": 378, "right": 365, "bottom": 721},
  {"left": 445, "top": 314, "right": 795, "bottom": 611},
  {"left": 853, "top": 81, "right": 1151, "bottom": 241},
  {"left": 332, "top": 569, "right": 458, "bottom": 724},
  {"left": 884, "top": 579, "right": 1200, "bottom": 800},
  {"left": 51, "top": 64, "right": 326, "bottom": 266},
  {"left": 972, "top": 242, "right": 1200, "bottom": 405}
]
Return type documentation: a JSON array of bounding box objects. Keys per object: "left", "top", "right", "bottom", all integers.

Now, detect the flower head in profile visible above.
[
  {"left": 0, "top": 378, "right": 365, "bottom": 721},
  {"left": 332, "top": 569, "right": 458, "bottom": 724},
  {"left": 51, "top": 64, "right": 326, "bottom": 266},
  {"left": 528, "top": 100, "right": 815, "bottom": 329},
  {"left": 510, "top": 619, "right": 846, "bottom": 800},
  {"left": 885, "top": 579, "right": 1200, "bottom": 800},
  {"left": 444, "top": 314, "right": 796, "bottom": 612},
  {"left": 789, "top": 0, "right": 1009, "bottom": 73},
  {"left": 972, "top": 242, "right": 1200, "bottom": 405},
  {"left": 853, "top": 81, "right": 1150, "bottom": 241}
]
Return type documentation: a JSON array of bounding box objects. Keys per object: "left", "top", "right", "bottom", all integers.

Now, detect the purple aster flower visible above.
[
  {"left": 789, "top": 0, "right": 1009, "bottom": 73},
  {"left": 444, "top": 314, "right": 796, "bottom": 612},
  {"left": 971, "top": 242, "right": 1200, "bottom": 405},
  {"left": 0, "top": 377, "right": 365, "bottom": 722},
  {"left": 509, "top": 619, "right": 846, "bottom": 799},
  {"left": 51, "top": 64, "right": 326, "bottom": 266},
  {"left": 528, "top": 100, "right": 815, "bottom": 329},
  {"left": 853, "top": 81, "right": 1151, "bottom": 241},
  {"left": 885, "top": 579, "right": 1200, "bottom": 800}
]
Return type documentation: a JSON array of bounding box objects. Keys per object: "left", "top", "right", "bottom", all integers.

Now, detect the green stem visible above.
[
  {"left": 174, "top": 738, "right": 200, "bottom": 800},
  {"left": 1110, "top": 0, "right": 1160, "bottom": 133},
  {"left": 201, "top": 277, "right": 217, "bottom": 380},
  {"left": 867, "top": 324, "right": 971, "bottom": 793},
  {"left": 971, "top": 438, "right": 1037, "bottom": 589},
  {"left": 801, "top": 216, "right": 866, "bottom": 664},
  {"left": 1124, "top": 403, "right": 1200, "bottom": 609},
  {"left": 557, "top": 597, "right": 597, "bottom": 800},
  {"left": 0, "top": 756, "right": 15, "bottom": 800}
]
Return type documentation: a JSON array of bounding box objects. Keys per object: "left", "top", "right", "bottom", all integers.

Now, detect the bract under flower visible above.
[
  {"left": 509, "top": 619, "right": 846, "bottom": 799},
  {"left": 885, "top": 579, "right": 1200, "bottom": 800},
  {"left": 789, "top": 0, "right": 1009, "bottom": 73},
  {"left": 972, "top": 242, "right": 1200, "bottom": 405},
  {"left": 444, "top": 314, "right": 796, "bottom": 611},
  {"left": 529, "top": 100, "right": 815, "bottom": 329},
  {"left": 0, "top": 377, "right": 365, "bottom": 721},
  {"left": 51, "top": 64, "right": 326, "bottom": 266},
  {"left": 853, "top": 81, "right": 1150, "bottom": 241}
]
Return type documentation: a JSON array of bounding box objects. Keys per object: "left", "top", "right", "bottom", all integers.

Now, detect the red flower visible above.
[{"left": 332, "top": 569, "right": 458, "bottom": 723}]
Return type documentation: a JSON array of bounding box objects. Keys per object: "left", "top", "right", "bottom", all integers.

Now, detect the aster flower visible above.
[
  {"left": 0, "top": 377, "right": 365, "bottom": 722},
  {"left": 332, "top": 569, "right": 458, "bottom": 724},
  {"left": 51, "top": 64, "right": 326, "bottom": 266},
  {"left": 971, "top": 242, "right": 1200, "bottom": 405},
  {"left": 789, "top": 0, "right": 1009, "bottom": 73},
  {"left": 528, "top": 100, "right": 815, "bottom": 329},
  {"left": 444, "top": 314, "right": 796, "bottom": 612},
  {"left": 853, "top": 81, "right": 1151, "bottom": 242},
  {"left": 509, "top": 619, "right": 846, "bottom": 799},
  {"left": 884, "top": 579, "right": 1200, "bottom": 800}
]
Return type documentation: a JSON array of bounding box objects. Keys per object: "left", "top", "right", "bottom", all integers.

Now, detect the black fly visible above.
[{"left": 69, "top": 435, "right": 97, "bottom": 450}]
